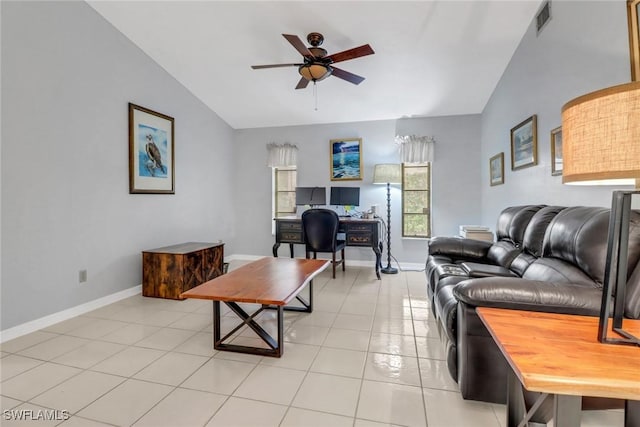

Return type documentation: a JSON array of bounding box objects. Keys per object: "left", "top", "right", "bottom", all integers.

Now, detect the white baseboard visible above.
[
  {"left": 226, "top": 254, "right": 425, "bottom": 271},
  {"left": 225, "top": 254, "right": 264, "bottom": 262},
  {"left": 1, "top": 256, "right": 425, "bottom": 343},
  {"left": 0, "top": 285, "right": 142, "bottom": 343}
]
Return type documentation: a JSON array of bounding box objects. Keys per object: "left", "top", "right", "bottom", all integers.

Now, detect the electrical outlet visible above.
[{"left": 79, "top": 270, "right": 87, "bottom": 283}]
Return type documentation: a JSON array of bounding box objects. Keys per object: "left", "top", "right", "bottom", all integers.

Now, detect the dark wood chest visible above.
[{"left": 142, "top": 242, "right": 224, "bottom": 299}]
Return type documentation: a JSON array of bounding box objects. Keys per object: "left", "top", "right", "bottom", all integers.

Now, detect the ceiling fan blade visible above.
[
  {"left": 331, "top": 67, "right": 365, "bottom": 85},
  {"left": 251, "top": 63, "right": 302, "bottom": 69},
  {"left": 283, "top": 34, "right": 315, "bottom": 59},
  {"left": 325, "top": 44, "right": 375, "bottom": 64},
  {"left": 295, "top": 77, "right": 310, "bottom": 90}
]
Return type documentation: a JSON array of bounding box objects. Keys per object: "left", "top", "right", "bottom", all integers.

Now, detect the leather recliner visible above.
[{"left": 425, "top": 205, "right": 640, "bottom": 404}]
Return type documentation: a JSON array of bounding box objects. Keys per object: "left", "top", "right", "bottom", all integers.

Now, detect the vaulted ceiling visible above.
[{"left": 89, "top": 1, "right": 542, "bottom": 129}]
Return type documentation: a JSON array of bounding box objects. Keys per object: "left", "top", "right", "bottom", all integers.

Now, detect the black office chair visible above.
[{"left": 301, "top": 208, "right": 346, "bottom": 279}]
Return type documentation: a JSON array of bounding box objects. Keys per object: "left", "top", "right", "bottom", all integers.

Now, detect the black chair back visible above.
[{"left": 301, "top": 209, "right": 340, "bottom": 252}]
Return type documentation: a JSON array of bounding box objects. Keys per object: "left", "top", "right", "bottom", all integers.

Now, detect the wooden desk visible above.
[
  {"left": 181, "top": 257, "right": 329, "bottom": 357},
  {"left": 477, "top": 307, "right": 640, "bottom": 427},
  {"left": 273, "top": 216, "right": 382, "bottom": 279}
]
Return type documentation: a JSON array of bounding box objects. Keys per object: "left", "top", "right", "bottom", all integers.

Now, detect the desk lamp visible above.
[
  {"left": 562, "top": 81, "right": 640, "bottom": 346},
  {"left": 373, "top": 164, "right": 402, "bottom": 274}
]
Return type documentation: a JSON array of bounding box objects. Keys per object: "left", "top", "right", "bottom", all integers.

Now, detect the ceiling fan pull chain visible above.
[{"left": 314, "top": 81, "right": 318, "bottom": 111}]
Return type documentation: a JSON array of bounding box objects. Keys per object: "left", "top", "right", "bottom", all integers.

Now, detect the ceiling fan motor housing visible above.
[{"left": 307, "top": 32, "right": 324, "bottom": 46}]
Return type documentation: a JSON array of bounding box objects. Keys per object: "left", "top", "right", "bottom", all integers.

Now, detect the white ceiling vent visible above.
[{"left": 536, "top": 1, "right": 551, "bottom": 35}]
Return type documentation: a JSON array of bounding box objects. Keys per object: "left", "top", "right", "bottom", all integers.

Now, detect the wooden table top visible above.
[
  {"left": 143, "top": 242, "right": 223, "bottom": 254},
  {"left": 180, "top": 257, "right": 329, "bottom": 306},
  {"left": 477, "top": 307, "right": 640, "bottom": 400}
]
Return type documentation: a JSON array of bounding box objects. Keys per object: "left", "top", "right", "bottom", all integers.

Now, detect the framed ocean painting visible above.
[
  {"left": 489, "top": 152, "right": 504, "bottom": 186},
  {"left": 330, "top": 138, "right": 363, "bottom": 181},
  {"left": 510, "top": 115, "right": 538, "bottom": 171},
  {"left": 129, "top": 103, "right": 175, "bottom": 194}
]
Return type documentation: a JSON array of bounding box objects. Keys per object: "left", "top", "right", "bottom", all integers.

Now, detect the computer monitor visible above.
[
  {"left": 295, "top": 187, "right": 326, "bottom": 206},
  {"left": 330, "top": 187, "right": 360, "bottom": 206}
]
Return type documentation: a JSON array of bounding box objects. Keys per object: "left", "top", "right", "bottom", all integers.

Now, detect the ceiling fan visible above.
[{"left": 251, "top": 32, "right": 375, "bottom": 89}]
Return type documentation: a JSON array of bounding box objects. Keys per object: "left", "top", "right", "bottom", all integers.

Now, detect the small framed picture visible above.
[
  {"left": 550, "top": 126, "right": 563, "bottom": 176},
  {"left": 489, "top": 152, "right": 504, "bottom": 186},
  {"left": 510, "top": 115, "right": 538, "bottom": 170},
  {"left": 330, "top": 138, "right": 362, "bottom": 181},
  {"left": 129, "top": 103, "right": 175, "bottom": 194},
  {"left": 628, "top": 0, "right": 640, "bottom": 81}
]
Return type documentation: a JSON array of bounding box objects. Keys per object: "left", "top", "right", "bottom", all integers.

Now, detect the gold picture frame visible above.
[
  {"left": 628, "top": 0, "right": 640, "bottom": 81},
  {"left": 489, "top": 153, "right": 504, "bottom": 186},
  {"left": 550, "top": 126, "right": 563, "bottom": 176},
  {"left": 510, "top": 115, "right": 538, "bottom": 171},
  {"left": 330, "top": 138, "right": 363, "bottom": 181}
]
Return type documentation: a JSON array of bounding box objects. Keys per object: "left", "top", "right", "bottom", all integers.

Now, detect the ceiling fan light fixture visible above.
[{"left": 299, "top": 63, "right": 332, "bottom": 82}]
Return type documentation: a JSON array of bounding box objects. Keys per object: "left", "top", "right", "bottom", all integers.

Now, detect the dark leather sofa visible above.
[{"left": 425, "top": 205, "right": 640, "bottom": 404}]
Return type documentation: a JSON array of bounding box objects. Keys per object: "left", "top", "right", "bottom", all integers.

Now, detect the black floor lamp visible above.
[
  {"left": 562, "top": 81, "right": 640, "bottom": 346},
  {"left": 373, "top": 163, "right": 402, "bottom": 274}
]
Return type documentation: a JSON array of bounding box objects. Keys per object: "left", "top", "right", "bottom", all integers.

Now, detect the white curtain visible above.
[
  {"left": 395, "top": 135, "right": 435, "bottom": 163},
  {"left": 266, "top": 143, "right": 298, "bottom": 167}
]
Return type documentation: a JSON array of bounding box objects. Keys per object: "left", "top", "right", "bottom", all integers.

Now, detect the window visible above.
[
  {"left": 402, "top": 163, "right": 431, "bottom": 238},
  {"left": 274, "top": 167, "right": 297, "bottom": 218}
]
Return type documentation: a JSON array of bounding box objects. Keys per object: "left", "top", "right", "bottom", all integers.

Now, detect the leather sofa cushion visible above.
[
  {"left": 543, "top": 207, "right": 610, "bottom": 284},
  {"left": 509, "top": 252, "right": 537, "bottom": 277},
  {"left": 434, "top": 282, "right": 461, "bottom": 343},
  {"left": 454, "top": 277, "right": 604, "bottom": 315},
  {"left": 495, "top": 205, "right": 537, "bottom": 241},
  {"left": 461, "top": 262, "right": 516, "bottom": 278},
  {"left": 627, "top": 262, "right": 640, "bottom": 318},
  {"left": 486, "top": 241, "right": 520, "bottom": 268},
  {"left": 523, "top": 258, "right": 597, "bottom": 285},
  {"left": 428, "top": 236, "right": 492, "bottom": 260},
  {"left": 521, "top": 206, "right": 565, "bottom": 257},
  {"left": 495, "top": 205, "right": 545, "bottom": 246}
]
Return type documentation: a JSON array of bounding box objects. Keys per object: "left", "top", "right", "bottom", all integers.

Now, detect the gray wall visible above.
[
  {"left": 480, "top": 1, "right": 631, "bottom": 223},
  {"left": 233, "top": 115, "right": 481, "bottom": 265},
  {"left": 1, "top": 1, "right": 235, "bottom": 330}
]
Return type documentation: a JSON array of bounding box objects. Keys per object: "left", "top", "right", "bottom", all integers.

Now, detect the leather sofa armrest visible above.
[
  {"left": 461, "top": 262, "right": 517, "bottom": 278},
  {"left": 453, "top": 277, "right": 603, "bottom": 316},
  {"left": 428, "top": 236, "right": 492, "bottom": 261}
]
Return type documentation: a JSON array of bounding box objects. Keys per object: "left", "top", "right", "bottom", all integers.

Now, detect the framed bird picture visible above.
[{"left": 129, "top": 103, "right": 175, "bottom": 194}]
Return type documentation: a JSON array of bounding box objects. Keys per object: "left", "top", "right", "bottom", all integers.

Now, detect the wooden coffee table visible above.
[
  {"left": 477, "top": 307, "right": 640, "bottom": 427},
  {"left": 181, "top": 257, "right": 329, "bottom": 357}
]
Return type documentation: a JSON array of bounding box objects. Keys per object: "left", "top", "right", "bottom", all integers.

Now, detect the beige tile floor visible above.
[{"left": 0, "top": 261, "right": 624, "bottom": 427}]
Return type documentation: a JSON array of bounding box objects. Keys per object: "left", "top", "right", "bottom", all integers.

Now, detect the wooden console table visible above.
[
  {"left": 477, "top": 307, "right": 640, "bottom": 427},
  {"left": 142, "top": 242, "right": 224, "bottom": 299},
  {"left": 273, "top": 216, "right": 382, "bottom": 279}
]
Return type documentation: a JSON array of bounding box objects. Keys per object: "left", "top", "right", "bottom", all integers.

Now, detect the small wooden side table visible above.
[
  {"left": 477, "top": 307, "right": 640, "bottom": 427},
  {"left": 142, "top": 242, "right": 224, "bottom": 299}
]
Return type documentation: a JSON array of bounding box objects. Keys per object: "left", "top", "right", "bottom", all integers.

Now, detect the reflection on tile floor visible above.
[{"left": 0, "top": 261, "right": 625, "bottom": 426}]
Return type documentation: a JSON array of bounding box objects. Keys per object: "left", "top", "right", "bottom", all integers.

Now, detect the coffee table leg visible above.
[
  {"left": 507, "top": 369, "right": 526, "bottom": 427},
  {"left": 277, "top": 305, "right": 284, "bottom": 357},
  {"left": 626, "top": 400, "right": 639, "bottom": 427},
  {"left": 553, "top": 395, "right": 581, "bottom": 427},
  {"left": 212, "top": 301, "right": 283, "bottom": 357},
  {"left": 213, "top": 301, "right": 221, "bottom": 349},
  {"left": 506, "top": 369, "right": 550, "bottom": 427}
]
